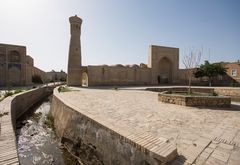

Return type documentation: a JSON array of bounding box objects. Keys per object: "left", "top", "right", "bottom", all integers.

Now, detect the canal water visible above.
[{"left": 16, "top": 97, "right": 80, "bottom": 165}]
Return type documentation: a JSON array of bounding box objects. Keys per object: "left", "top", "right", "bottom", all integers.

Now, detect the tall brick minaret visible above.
[{"left": 67, "top": 15, "right": 82, "bottom": 86}]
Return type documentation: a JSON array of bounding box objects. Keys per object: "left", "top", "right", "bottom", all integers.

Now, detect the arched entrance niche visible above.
[
  {"left": 82, "top": 72, "right": 88, "bottom": 86},
  {"left": 8, "top": 64, "right": 21, "bottom": 85},
  {"left": 8, "top": 50, "right": 21, "bottom": 86},
  {"left": 158, "top": 57, "right": 172, "bottom": 84}
]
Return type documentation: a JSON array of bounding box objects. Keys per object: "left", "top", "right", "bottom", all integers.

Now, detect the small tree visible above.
[
  {"left": 32, "top": 75, "right": 43, "bottom": 84},
  {"left": 60, "top": 77, "right": 66, "bottom": 82},
  {"left": 182, "top": 48, "right": 202, "bottom": 94},
  {"left": 194, "top": 61, "right": 226, "bottom": 86}
]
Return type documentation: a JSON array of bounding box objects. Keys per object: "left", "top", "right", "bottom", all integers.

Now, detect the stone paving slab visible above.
[
  {"left": 175, "top": 107, "right": 240, "bottom": 165},
  {"left": 58, "top": 88, "right": 240, "bottom": 164},
  {"left": 183, "top": 137, "right": 211, "bottom": 164}
]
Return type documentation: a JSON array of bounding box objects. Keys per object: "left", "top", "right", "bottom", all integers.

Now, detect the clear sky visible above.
[{"left": 0, "top": 0, "right": 239, "bottom": 72}]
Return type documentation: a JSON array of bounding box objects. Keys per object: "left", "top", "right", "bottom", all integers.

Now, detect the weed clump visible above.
[
  {"left": 44, "top": 113, "right": 55, "bottom": 131},
  {"left": 0, "top": 112, "right": 9, "bottom": 117},
  {"left": 58, "top": 86, "right": 71, "bottom": 93},
  {"left": 14, "top": 89, "right": 23, "bottom": 94},
  {"left": 211, "top": 91, "right": 218, "bottom": 96},
  {"left": 4, "top": 91, "right": 13, "bottom": 97}
]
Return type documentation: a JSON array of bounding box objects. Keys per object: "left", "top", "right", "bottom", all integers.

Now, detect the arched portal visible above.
[
  {"left": 158, "top": 57, "right": 172, "bottom": 84},
  {"left": 82, "top": 72, "right": 88, "bottom": 86}
]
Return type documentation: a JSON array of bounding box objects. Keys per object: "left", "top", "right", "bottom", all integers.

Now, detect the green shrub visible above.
[
  {"left": 44, "top": 113, "right": 55, "bottom": 131},
  {"left": 212, "top": 91, "right": 218, "bottom": 96},
  {"left": 230, "top": 79, "right": 239, "bottom": 87},
  {"left": 113, "top": 86, "right": 119, "bottom": 91},
  {"left": 4, "top": 91, "right": 13, "bottom": 97},
  {"left": 60, "top": 77, "right": 66, "bottom": 82},
  {"left": 14, "top": 89, "right": 23, "bottom": 94},
  {"left": 32, "top": 75, "right": 43, "bottom": 84}
]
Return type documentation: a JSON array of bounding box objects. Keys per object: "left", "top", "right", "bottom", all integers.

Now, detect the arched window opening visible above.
[
  {"left": 82, "top": 72, "right": 88, "bottom": 87},
  {"left": 9, "top": 50, "right": 21, "bottom": 63}
]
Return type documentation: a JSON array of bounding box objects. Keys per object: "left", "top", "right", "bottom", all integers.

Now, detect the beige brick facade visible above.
[
  {"left": 67, "top": 16, "right": 183, "bottom": 87},
  {"left": 224, "top": 61, "right": 240, "bottom": 83},
  {"left": 67, "top": 15, "right": 82, "bottom": 86},
  {"left": 0, "top": 43, "right": 46, "bottom": 86}
]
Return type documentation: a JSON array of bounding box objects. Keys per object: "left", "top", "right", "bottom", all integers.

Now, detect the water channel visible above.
[{"left": 16, "top": 96, "right": 80, "bottom": 165}]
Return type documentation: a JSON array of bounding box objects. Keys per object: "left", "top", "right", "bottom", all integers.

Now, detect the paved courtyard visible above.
[{"left": 59, "top": 87, "right": 240, "bottom": 164}]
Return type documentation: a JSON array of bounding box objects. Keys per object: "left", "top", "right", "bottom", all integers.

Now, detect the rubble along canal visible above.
[{"left": 16, "top": 96, "right": 80, "bottom": 165}]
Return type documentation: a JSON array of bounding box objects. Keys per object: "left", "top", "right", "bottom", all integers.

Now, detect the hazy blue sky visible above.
[{"left": 0, "top": 0, "right": 239, "bottom": 71}]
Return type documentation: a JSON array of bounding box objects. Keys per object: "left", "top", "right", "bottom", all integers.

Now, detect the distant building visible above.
[
  {"left": 46, "top": 70, "right": 67, "bottom": 82},
  {"left": 0, "top": 43, "right": 46, "bottom": 86},
  {"left": 66, "top": 16, "right": 239, "bottom": 87},
  {"left": 67, "top": 15, "right": 180, "bottom": 86},
  {"left": 224, "top": 60, "right": 240, "bottom": 83}
]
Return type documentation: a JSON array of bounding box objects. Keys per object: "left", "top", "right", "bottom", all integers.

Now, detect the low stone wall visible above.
[
  {"left": 158, "top": 91, "right": 231, "bottom": 108},
  {"left": 185, "top": 96, "right": 231, "bottom": 107},
  {"left": 51, "top": 88, "right": 177, "bottom": 164},
  {"left": 147, "top": 87, "right": 240, "bottom": 102},
  {"left": 147, "top": 87, "right": 214, "bottom": 94},
  {"left": 214, "top": 87, "right": 240, "bottom": 102},
  {"left": 158, "top": 92, "right": 187, "bottom": 106}
]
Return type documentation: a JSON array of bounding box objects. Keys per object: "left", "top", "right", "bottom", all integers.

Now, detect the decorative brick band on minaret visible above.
[{"left": 67, "top": 15, "right": 82, "bottom": 86}]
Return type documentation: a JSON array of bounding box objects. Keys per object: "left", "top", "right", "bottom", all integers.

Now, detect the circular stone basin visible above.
[{"left": 158, "top": 90, "right": 231, "bottom": 108}]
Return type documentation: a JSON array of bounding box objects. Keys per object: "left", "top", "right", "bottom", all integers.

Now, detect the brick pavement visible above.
[
  {"left": 0, "top": 97, "right": 19, "bottom": 165},
  {"left": 59, "top": 87, "right": 240, "bottom": 165}
]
